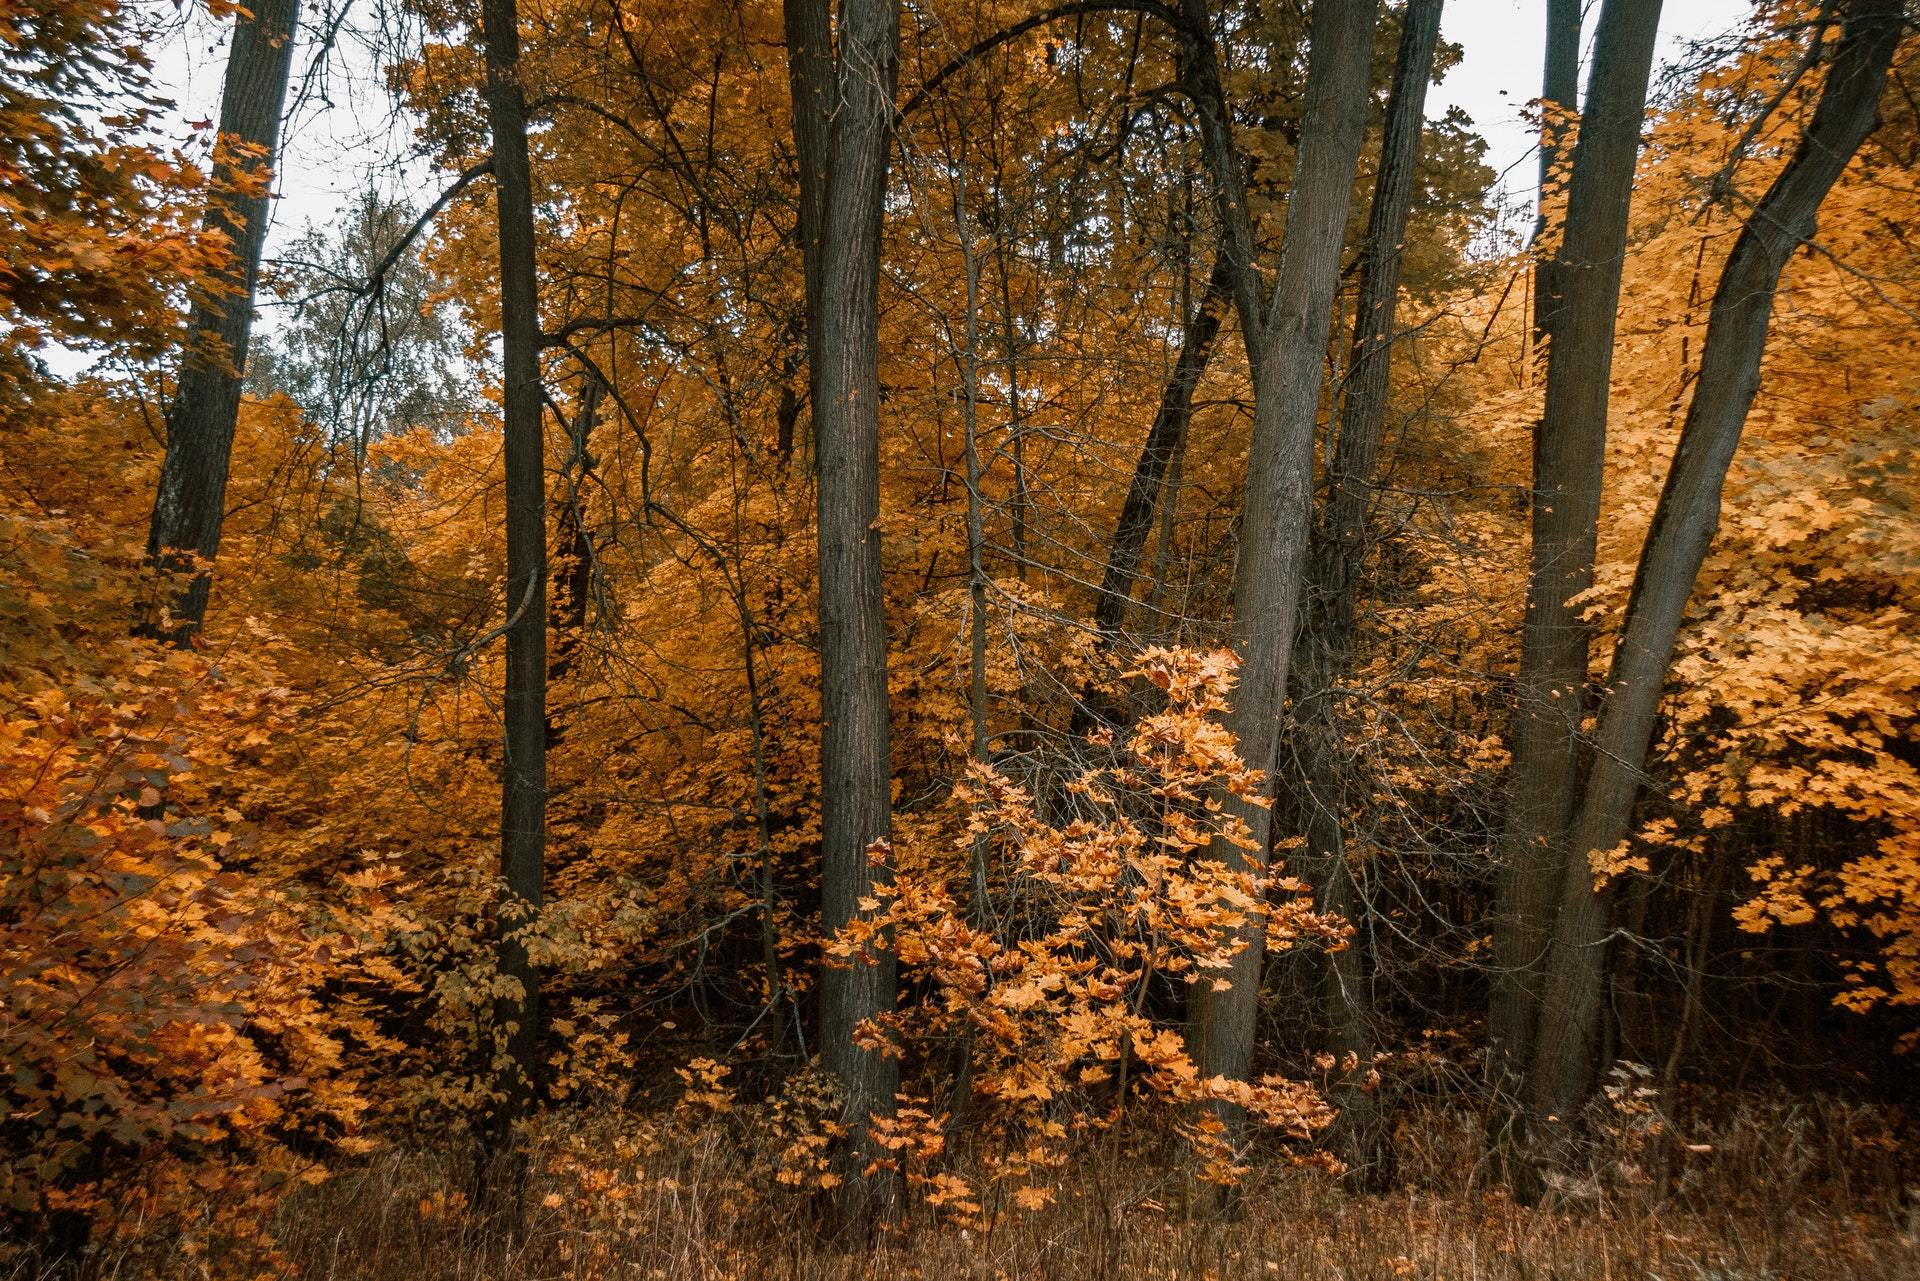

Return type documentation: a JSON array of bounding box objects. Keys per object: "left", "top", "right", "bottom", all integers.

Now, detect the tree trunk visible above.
[
  {"left": 1286, "top": 0, "right": 1444, "bottom": 1180},
  {"left": 783, "top": 0, "right": 832, "bottom": 402},
  {"left": 1523, "top": 0, "right": 1901, "bottom": 1158},
  {"left": 144, "top": 0, "right": 299, "bottom": 643},
  {"left": 1091, "top": 250, "right": 1233, "bottom": 645},
  {"left": 1069, "top": 246, "right": 1231, "bottom": 736},
  {"left": 785, "top": 0, "right": 902, "bottom": 1227},
  {"left": 479, "top": 0, "right": 547, "bottom": 1146},
  {"left": 1180, "top": 0, "right": 1380, "bottom": 1146},
  {"left": 549, "top": 374, "right": 604, "bottom": 699},
  {"left": 1487, "top": 0, "right": 1662, "bottom": 1129},
  {"left": 1530, "top": 0, "right": 1582, "bottom": 347}
]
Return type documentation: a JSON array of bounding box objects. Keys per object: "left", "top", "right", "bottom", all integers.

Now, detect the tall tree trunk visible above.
[
  {"left": 144, "top": 0, "right": 299, "bottom": 643},
  {"left": 957, "top": 198, "right": 992, "bottom": 925},
  {"left": 1523, "top": 0, "right": 1901, "bottom": 1159},
  {"left": 1179, "top": 0, "right": 1380, "bottom": 1147},
  {"left": 479, "top": 0, "right": 547, "bottom": 1149},
  {"left": 1286, "top": 0, "right": 1444, "bottom": 1180},
  {"left": 1487, "top": 0, "right": 1662, "bottom": 1129},
  {"left": 785, "top": 0, "right": 902, "bottom": 1226},
  {"left": 1530, "top": 0, "right": 1582, "bottom": 347}
]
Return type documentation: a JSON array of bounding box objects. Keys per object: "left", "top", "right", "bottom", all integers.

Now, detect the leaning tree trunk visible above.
[
  {"left": 1487, "top": 0, "right": 1662, "bottom": 1131},
  {"left": 1523, "top": 0, "right": 1902, "bottom": 1165},
  {"left": 1068, "top": 247, "right": 1232, "bottom": 735},
  {"left": 1286, "top": 0, "right": 1444, "bottom": 1181},
  {"left": 1090, "top": 249, "right": 1233, "bottom": 646},
  {"left": 478, "top": 0, "right": 547, "bottom": 1154},
  {"left": 144, "top": 0, "right": 299, "bottom": 643},
  {"left": 1179, "top": 0, "right": 1380, "bottom": 1149},
  {"left": 785, "top": 0, "right": 902, "bottom": 1228}
]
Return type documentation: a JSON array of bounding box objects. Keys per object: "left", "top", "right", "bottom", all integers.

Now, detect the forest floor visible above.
[{"left": 221, "top": 1101, "right": 1918, "bottom": 1280}]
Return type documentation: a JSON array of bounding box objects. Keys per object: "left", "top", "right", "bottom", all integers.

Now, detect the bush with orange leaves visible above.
[
  {"left": 0, "top": 505, "right": 393, "bottom": 1272},
  {"left": 834, "top": 648, "right": 1343, "bottom": 1206}
]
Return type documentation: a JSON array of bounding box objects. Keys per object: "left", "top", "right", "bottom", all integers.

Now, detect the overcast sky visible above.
[{"left": 1431, "top": 0, "right": 1754, "bottom": 223}]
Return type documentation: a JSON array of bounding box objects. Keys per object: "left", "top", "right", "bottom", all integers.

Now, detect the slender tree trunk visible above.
[
  {"left": 1069, "top": 247, "right": 1231, "bottom": 736},
  {"left": 1523, "top": 0, "right": 1901, "bottom": 1157},
  {"left": 1530, "top": 0, "right": 1582, "bottom": 347},
  {"left": 783, "top": 0, "right": 831, "bottom": 393},
  {"left": 1286, "top": 0, "right": 1444, "bottom": 1180},
  {"left": 785, "top": 0, "right": 902, "bottom": 1226},
  {"left": 549, "top": 375, "right": 604, "bottom": 698},
  {"left": 144, "top": 0, "right": 299, "bottom": 643},
  {"left": 1180, "top": 0, "right": 1380, "bottom": 1148},
  {"left": 1487, "top": 0, "right": 1662, "bottom": 1132},
  {"left": 1090, "top": 250, "right": 1233, "bottom": 645},
  {"left": 479, "top": 0, "right": 547, "bottom": 1149},
  {"left": 957, "top": 198, "right": 992, "bottom": 925}
]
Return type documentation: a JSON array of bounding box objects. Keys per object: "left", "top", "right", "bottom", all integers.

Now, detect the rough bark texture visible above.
[
  {"left": 1181, "top": 0, "right": 1379, "bottom": 1142},
  {"left": 1522, "top": 0, "right": 1901, "bottom": 1156},
  {"left": 785, "top": 0, "right": 903, "bottom": 1225},
  {"left": 1285, "top": 0, "right": 1443, "bottom": 1178},
  {"left": 479, "top": 0, "right": 547, "bottom": 1132},
  {"left": 1487, "top": 0, "right": 1662, "bottom": 1117},
  {"left": 144, "top": 0, "right": 299, "bottom": 643}
]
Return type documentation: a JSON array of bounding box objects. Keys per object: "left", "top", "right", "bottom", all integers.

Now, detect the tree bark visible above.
[
  {"left": 1091, "top": 249, "right": 1233, "bottom": 645},
  {"left": 785, "top": 0, "right": 902, "bottom": 1226},
  {"left": 479, "top": 0, "right": 547, "bottom": 1141},
  {"left": 1487, "top": 0, "right": 1662, "bottom": 1125},
  {"left": 1522, "top": 0, "right": 1901, "bottom": 1156},
  {"left": 1286, "top": 0, "right": 1444, "bottom": 1180},
  {"left": 549, "top": 374, "right": 604, "bottom": 698},
  {"left": 1530, "top": 0, "right": 1582, "bottom": 346},
  {"left": 783, "top": 0, "right": 832, "bottom": 407},
  {"left": 1069, "top": 246, "right": 1231, "bottom": 737},
  {"left": 144, "top": 0, "right": 299, "bottom": 643},
  {"left": 1179, "top": 0, "right": 1380, "bottom": 1145}
]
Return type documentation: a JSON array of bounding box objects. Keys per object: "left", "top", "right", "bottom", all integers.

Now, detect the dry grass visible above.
[{"left": 224, "top": 1100, "right": 1919, "bottom": 1281}]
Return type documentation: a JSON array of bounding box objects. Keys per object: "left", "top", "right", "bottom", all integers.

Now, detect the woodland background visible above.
[{"left": 2, "top": 0, "right": 1918, "bottom": 1275}]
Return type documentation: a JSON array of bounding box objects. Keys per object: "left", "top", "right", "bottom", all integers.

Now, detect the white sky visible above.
[{"left": 1432, "top": 0, "right": 1756, "bottom": 222}]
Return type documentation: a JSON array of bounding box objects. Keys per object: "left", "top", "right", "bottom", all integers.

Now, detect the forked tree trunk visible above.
[
  {"left": 784, "top": 0, "right": 902, "bottom": 1227},
  {"left": 1487, "top": 0, "right": 1662, "bottom": 1126},
  {"left": 1178, "top": 0, "right": 1380, "bottom": 1148},
  {"left": 479, "top": 0, "right": 547, "bottom": 1146},
  {"left": 144, "top": 0, "right": 299, "bottom": 643},
  {"left": 1286, "top": 0, "right": 1444, "bottom": 1179},
  {"left": 1523, "top": 0, "right": 1902, "bottom": 1160}
]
